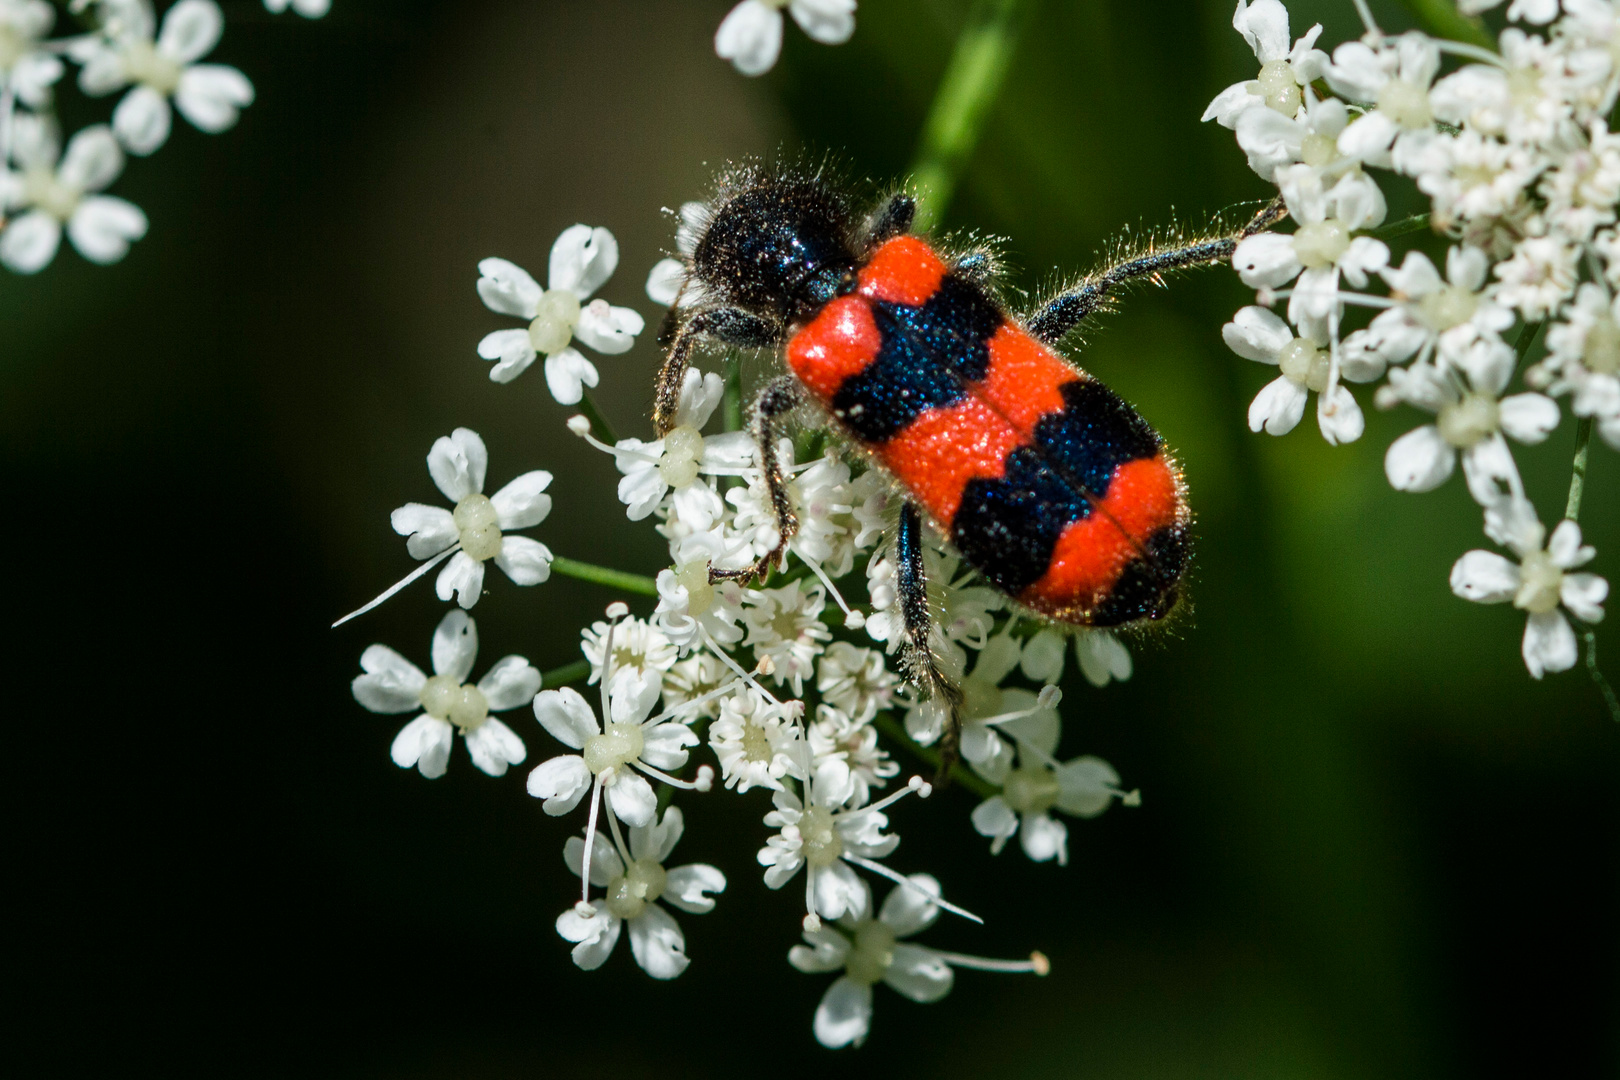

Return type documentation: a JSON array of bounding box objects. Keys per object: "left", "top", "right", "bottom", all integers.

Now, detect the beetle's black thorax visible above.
[{"left": 693, "top": 182, "right": 858, "bottom": 326}]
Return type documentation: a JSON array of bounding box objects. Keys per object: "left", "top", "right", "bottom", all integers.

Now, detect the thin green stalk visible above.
[
  {"left": 1367, "top": 212, "right": 1432, "bottom": 241},
  {"left": 1392, "top": 0, "right": 1494, "bottom": 50},
  {"left": 723, "top": 352, "right": 743, "bottom": 433},
  {"left": 575, "top": 391, "right": 617, "bottom": 445},
  {"left": 550, "top": 557, "right": 659, "bottom": 596},
  {"left": 1565, "top": 416, "right": 1593, "bottom": 521},
  {"left": 1582, "top": 631, "right": 1620, "bottom": 723},
  {"left": 872, "top": 714, "right": 997, "bottom": 798},
  {"left": 541, "top": 659, "right": 590, "bottom": 688},
  {"left": 908, "top": 0, "right": 1034, "bottom": 231}
]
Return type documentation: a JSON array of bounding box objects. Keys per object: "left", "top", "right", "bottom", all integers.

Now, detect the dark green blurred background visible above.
[{"left": 7, "top": 1, "right": 1617, "bottom": 1076}]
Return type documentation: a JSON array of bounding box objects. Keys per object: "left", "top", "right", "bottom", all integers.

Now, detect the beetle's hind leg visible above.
[
  {"left": 1025, "top": 194, "right": 1288, "bottom": 347},
  {"left": 709, "top": 376, "right": 802, "bottom": 585},
  {"left": 895, "top": 502, "right": 965, "bottom": 781}
]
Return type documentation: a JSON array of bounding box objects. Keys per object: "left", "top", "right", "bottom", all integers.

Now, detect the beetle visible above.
[{"left": 651, "top": 163, "right": 1284, "bottom": 758}]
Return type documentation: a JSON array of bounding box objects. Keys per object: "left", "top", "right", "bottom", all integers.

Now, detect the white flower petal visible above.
[
  {"left": 1075, "top": 630, "right": 1132, "bottom": 686},
  {"left": 1523, "top": 609, "right": 1578, "bottom": 679},
  {"left": 477, "top": 656, "right": 542, "bottom": 711},
  {"left": 1223, "top": 306, "right": 1293, "bottom": 364},
  {"left": 475, "top": 257, "right": 542, "bottom": 318},
  {"left": 430, "top": 608, "right": 478, "bottom": 681},
  {"left": 478, "top": 329, "right": 537, "bottom": 384},
  {"left": 1202, "top": 81, "right": 1261, "bottom": 127},
  {"left": 0, "top": 211, "right": 61, "bottom": 273},
  {"left": 640, "top": 722, "right": 697, "bottom": 771},
  {"left": 790, "top": 0, "right": 855, "bottom": 44},
  {"left": 1449, "top": 550, "right": 1520, "bottom": 604},
  {"left": 491, "top": 470, "right": 554, "bottom": 529},
  {"left": 1460, "top": 435, "right": 1521, "bottom": 506},
  {"left": 1498, "top": 393, "right": 1560, "bottom": 445},
  {"left": 174, "top": 65, "right": 254, "bottom": 134},
  {"left": 812, "top": 977, "right": 873, "bottom": 1049},
  {"left": 549, "top": 224, "right": 618, "bottom": 300},
  {"left": 494, "top": 536, "right": 553, "bottom": 586},
  {"left": 664, "top": 863, "right": 727, "bottom": 914},
  {"left": 427, "top": 427, "right": 487, "bottom": 502},
  {"left": 1562, "top": 573, "right": 1608, "bottom": 623},
  {"left": 1548, "top": 520, "right": 1593, "bottom": 570},
  {"left": 66, "top": 196, "right": 147, "bottom": 264},
  {"left": 390, "top": 503, "right": 457, "bottom": 560},
  {"left": 627, "top": 903, "right": 689, "bottom": 980},
  {"left": 563, "top": 832, "right": 624, "bottom": 887},
  {"left": 159, "top": 0, "right": 224, "bottom": 64},
  {"left": 715, "top": 0, "right": 783, "bottom": 76},
  {"left": 1232, "top": 232, "right": 1303, "bottom": 288},
  {"left": 435, "top": 551, "right": 485, "bottom": 609},
  {"left": 878, "top": 873, "right": 941, "bottom": 937},
  {"left": 633, "top": 806, "right": 685, "bottom": 865},
  {"left": 574, "top": 300, "right": 644, "bottom": 355},
  {"left": 556, "top": 905, "right": 620, "bottom": 970},
  {"left": 1248, "top": 374, "right": 1308, "bottom": 435},
  {"left": 1236, "top": 0, "right": 1291, "bottom": 61},
  {"left": 112, "top": 86, "right": 171, "bottom": 155},
  {"left": 11, "top": 53, "right": 65, "bottom": 110},
  {"left": 390, "top": 715, "right": 453, "bottom": 778},
  {"left": 1019, "top": 812, "right": 1069, "bottom": 864},
  {"left": 1384, "top": 425, "right": 1455, "bottom": 492},
  {"left": 646, "top": 257, "right": 685, "bottom": 305},
  {"left": 1018, "top": 629, "right": 1066, "bottom": 682},
  {"left": 607, "top": 772, "right": 657, "bottom": 827},
  {"left": 352, "top": 645, "right": 428, "bottom": 713},
  {"left": 464, "top": 718, "right": 526, "bottom": 776},
  {"left": 533, "top": 687, "right": 599, "bottom": 749},
  {"left": 526, "top": 754, "right": 591, "bottom": 814},
  {"left": 60, "top": 125, "right": 125, "bottom": 190},
  {"left": 884, "top": 944, "right": 954, "bottom": 1003},
  {"left": 1316, "top": 383, "right": 1364, "bottom": 446},
  {"left": 788, "top": 927, "right": 851, "bottom": 973},
  {"left": 811, "top": 860, "right": 868, "bottom": 921},
  {"left": 543, "top": 348, "right": 599, "bottom": 406},
  {"left": 1055, "top": 756, "right": 1120, "bottom": 817}
]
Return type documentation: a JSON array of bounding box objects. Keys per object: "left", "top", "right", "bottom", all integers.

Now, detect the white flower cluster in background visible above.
[
  {"left": 336, "top": 217, "right": 1163, "bottom": 1046},
  {"left": 0, "top": 0, "right": 323, "bottom": 275},
  {"left": 1208, "top": 0, "right": 1612, "bottom": 680}
]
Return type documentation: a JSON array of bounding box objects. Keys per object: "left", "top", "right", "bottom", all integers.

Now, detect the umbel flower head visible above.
[
  {"left": 0, "top": 116, "right": 146, "bottom": 273},
  {"left": 74, "top": 0, "right": 254, "bottom": 156},
  {"left": 351, "top": 610, "right": 538, "bottom": 778},
  {"left": 788, "top": 874, "right": 1048, "bottom": 1048},
  {"left": 334, "top": 427, "right": 554, "bottom": 624},
  {"left": 555, "top": 806, "right": 725, "bottom": 980},
  {"left": 475, "top": 225, "right": 645, "bottom": 402}
]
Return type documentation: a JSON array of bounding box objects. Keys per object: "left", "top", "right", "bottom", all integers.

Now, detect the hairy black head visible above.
[{"left": 691, "top": 179, "right": 858, "bottom": 326}]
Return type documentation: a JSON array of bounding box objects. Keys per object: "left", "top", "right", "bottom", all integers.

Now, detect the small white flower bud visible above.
[{"left": 566, "top": 414, "right": 592, "bottom": 436}]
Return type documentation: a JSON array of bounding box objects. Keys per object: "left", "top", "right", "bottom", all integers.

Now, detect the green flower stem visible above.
[
  {"left": 550, "top": 557, "right": 660, "bottom": 597},
  {"left": 540, "top": 659, "right": 590, "bottom": 688},
  {"left": 575, "top": 391, "right": 618, "bottom": 446},
  {"left": 908, "top": 0, "right": 1033, "bottom": 232},
  {"left": 1367, "top": 212, "right": 1432, "bottom": 241},
  {"left": 872, "top": 714, "right": 998, "bottom": 799},
  {"left": 1565, "top": 416, "right": 1593, "bottom": 522},
  {"left": 723, "top": 352, "right": 744, "bottom": 434},
  {"left": 1392, "top": 0, "right": 1493, "bottom": 50}
]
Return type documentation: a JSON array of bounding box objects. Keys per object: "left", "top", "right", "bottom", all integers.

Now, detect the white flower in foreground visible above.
[
  {"left": 264, "top": 0, "right": 329, "bottom": 16},
  {"left": 1341, "top": 246, "right": 1512, "bottom": 379},
  {"left": 0, "top": 118, "right": 146, "bottom": 273},
  {"left": 580, "top": 615, "right": 678, "bottom": 719},
  {"left": 527, "top": 683, "right": 705, "bottom": 829},
  {"left": 971, "top": 739, "right": 1135, "bottom": 864},
  {"left": 1491, "top": 231, "right": 1580, "bottom": 321},
  {"left": 742, "top": 579, "right": 833, "bottom": 696},
  {"left": 709, "top": 686, "right": 803, "bottom": 793},
  {"left": 1532, "top": 282, "right": 1620, "bottom": 448},
  {"left": 1074, "top": 629, "right": 1133, "bottom": 687},
  {"left": 1200, "top": 0, "right": 1327, "bottom": 128},
  {"left": 555, "top": 806, "right": 725, "bottom": 979},
  {"left": 1430, "top": 28, "right": 1572, "bottom": 148},
  {"left": 1223, "top": 305, "right": 1367, "bottom": 444},
  {"left": 1415, "top": 130, "right": 1542, "bottom": 229},
  {"left": 817, "top": 641, "right": 899, "bottom": 721},
  {"left": 759, "top": 769, "right": 935, "bottom": 926},
  {"left": 475, "top": 225, "right": 645, "bottom": 400},
  {"left": 1380, "top": 336, "right": 1560, "bottom": 503},
  {"left": 1231, "top": 163, "right": 1388, "bottom": 343},
  {"left": 809, "top": 703, "right": 897, "bottom": 809},
  {"left": 789, "top": 875, "right": 1047, "bottom": 1049},
  {"left": 608, "top": 368, "right": 752, "bottom": 526},
  {"left": 0, "top": 0, "right": 64, "bottom": 107},
  {"left": 381, "top": 427, "right": 554, "bottom": 610},
  {"left": 75, "top": 0, "right": 254, "bottom": 156},
  {"left": 351, "top": 610, "right": 536, "bottom": 778},
  {"left": 1233, "top": 86, "right": 1349, "bottom": 182},
  {"left": 1323, "top": 31, "right": 1442, "bottom": 172},
  {"left": 1451, "top": 498, "right": 1608, "bottom": 678},
  {"left": 715, "top": 0, "right": 855, "bottom": 77}
]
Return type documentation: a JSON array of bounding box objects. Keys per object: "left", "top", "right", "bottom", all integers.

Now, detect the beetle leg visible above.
[
  {"left": 709, "top": 376, "right": 802, "bottom": 585},
  {"left": 1025, "top": 195, "right": 1288, "bottom": 346},
  {"left": 895, "top": 502, "right": 966, "bottom": 781},
  {"left": 653, "top": 306, "right": 782, "bottom": 436},
  {"left": 864, "top": 192, "right": 917, "bottom": 248}
]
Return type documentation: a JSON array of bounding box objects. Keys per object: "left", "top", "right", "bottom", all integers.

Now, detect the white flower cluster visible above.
[
  {"left": 0, "top": 0, "right": 321, "bottom": 275},
  {"left": 1209, "top": 0, "right": 1612, "bottom": 680},
  {"left": 337, "top": 216, "right": 1164, "bottom": 1046}
]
